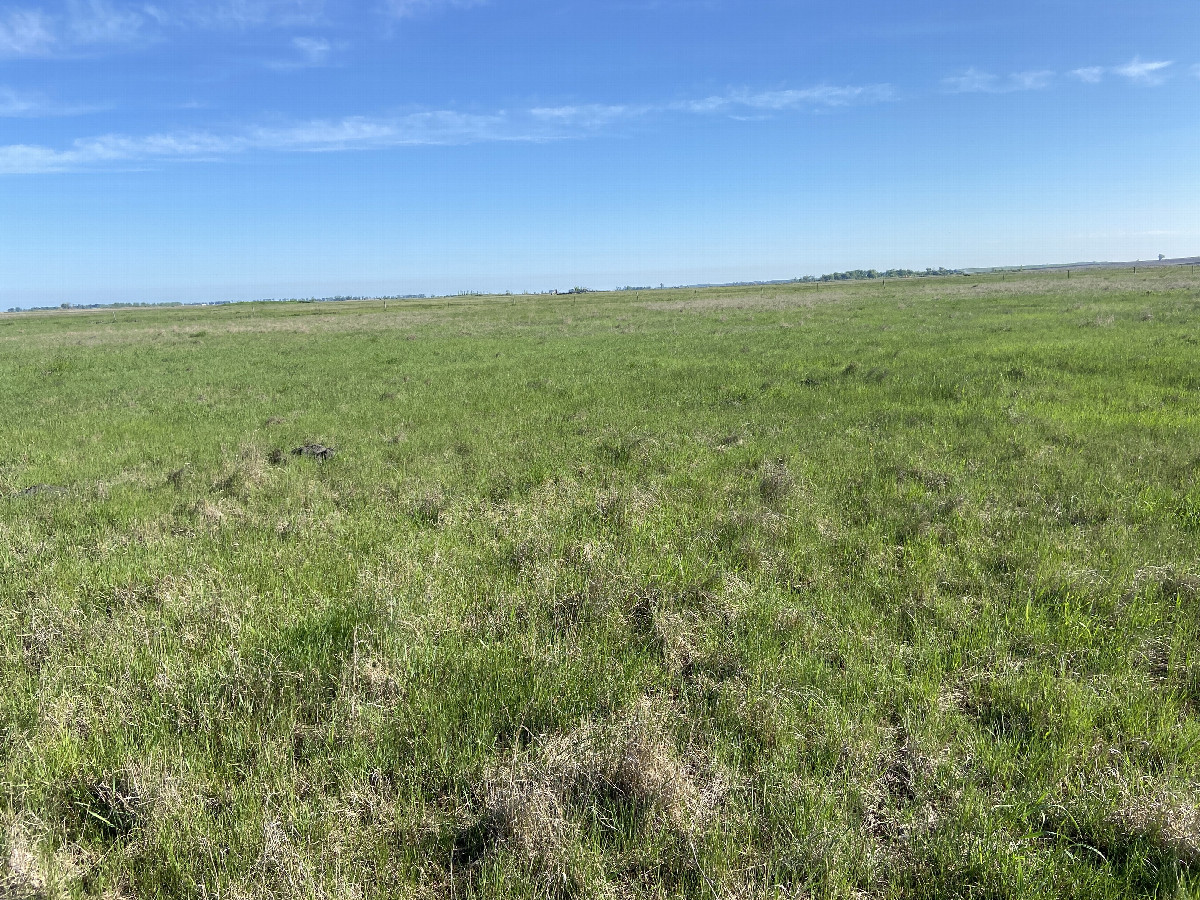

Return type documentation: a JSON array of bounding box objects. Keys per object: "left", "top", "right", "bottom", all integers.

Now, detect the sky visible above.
[{"left": 1, "top": 0, "right": 1198, "bottom": 306}]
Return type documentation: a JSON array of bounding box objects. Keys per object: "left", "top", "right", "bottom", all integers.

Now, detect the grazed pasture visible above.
[{"left": 1, "top": 269, "right": 1199, "bottom": 898}]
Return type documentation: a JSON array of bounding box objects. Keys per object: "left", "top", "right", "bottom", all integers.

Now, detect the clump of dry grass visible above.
[
  {"left": 476, "top": 698, "right": 729, "bottom": 882},
  {"left": 211, "top": 444, "right": 270, "bottom": 497},
  {"left": 620, "top": 581, "right": 743, "bottom": 688},
  {"left": 757, "top": 460, "right": 793, "bottom": 503},
  {"left": 2, "top": 816, "right": 88, "bottom": 899},
  {"left": 862, "top": 733, "right": 946, "bottom": 846},
  {"left": 2, "top": 819, "right": 48, "bottom": 900},
  {"left": 1127, "top": 565, "right": 1200, "bottom": 602},
  {"left": 410, "top": 489, "right": 445, "bottom": 526},
  {"left": 253, "top": 818, "right": 331, "bottom": 897},
  {"left": 594, "top": 491, "right": 626, "bottom": 526},
  {"left": 1111, "top": 793, "right": 1200, "bottom": 867},
  {"left": 188, "top": 497, "right": 229, "bottom": 526}
]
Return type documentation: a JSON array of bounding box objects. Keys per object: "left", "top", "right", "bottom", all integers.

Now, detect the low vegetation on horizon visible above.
[{"left": 1, "top": 268, "right": 1198, "bottom": 898}]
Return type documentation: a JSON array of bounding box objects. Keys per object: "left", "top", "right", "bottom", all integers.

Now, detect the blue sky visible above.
[{"left": 1, "top": 0, "right": 1198, "bottom": 305}]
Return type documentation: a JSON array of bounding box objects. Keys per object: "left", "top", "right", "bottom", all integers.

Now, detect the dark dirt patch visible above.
[
  {"left": 292, "top": 443, "right": 336, "bottom": 461},
  {"left": 13, "top": 484, "right": 68, "bottom": 498}
]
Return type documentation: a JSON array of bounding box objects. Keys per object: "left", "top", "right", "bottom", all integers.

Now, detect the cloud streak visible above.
[
  {"left": 0, "top": 81, "right": 896, "bottom": 174},
  {"left": 1066, "top": 58, "right": 1175, "bottom": 85},
  {"left": 687, "top": 84, "right": 895, "bottom": 111},
  {"left": 1069, "top": 66, "right": 1105, "bottom": 83},
  {"left": 942, "top": 68, "right": 1053, "bottom": 93},
  {"left": 384, "top": 0, "right": 488, "bottom": 18},
  {"left": 0, "top": 9, "right": 59, "bottom": 57},
  {"left": 948, "top": 57, "right": 1179, "bottom": 92},
  {"left": 1112, "top": 57, "right": 1172, "bottom": 84},
  {"left": 0, "top": 0, "right": 335, "bottom": 58},
  {"left": 0, "top": 1, "right": 151, "bottom": 58},
  {"left": 0, "top": 48, "right": 1188, "bottom": 175},
  {"left": 0, "top": 85, "right": 98, "bottom": 117},
  {"left": 183, "top": 0, "right": 325, "bottom": 30},
  {"left": 266, "top": 34, "right": 338, "bottom": 68},
  {"left": 0, "top": 111, "right": 545, "bottom": 173}
]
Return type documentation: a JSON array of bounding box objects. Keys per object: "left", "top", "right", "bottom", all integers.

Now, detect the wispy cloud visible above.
[
  {"left": 1069, "top": 66, "right": 1105, "bottom": 83},
  {"left": 384, "top": 0, "right": 487, "bottom": 18},
  {"left": 0, "top": 9, "right": 58, "bottom": 57},
  {"left": 292, "top": 35, "right": 329, "bottom": 61},
  {"left": 0, "top": 1, "right": 150, "bottom": 58},
  {"left": 185, "top": 0, "right": 325, "bottom": 29},
  {"left": 0, "top": 87, "right": 49, "bottom": 116},
  {"left": 684, "top": 83, "right": 894, "bottom": 113},
  {"left": 246, "top": 111, "right": 512, "bottom": 149},
  {"left": 0, "top": 80, "right": 898, "bottom": 174},
  {"left": 0, "top": 111, "right": 524, "bottom": 173},
  {"left": 942, "top": 68, "right": 1053, "bottom": 93},
  {"left": 0, "top": 86, "right": 98, "bottom": 117},
  {"left": 1113, "top": 57, "right": 1172, "bottom": 84},
  {"left": 529, "top": 104, "right": 649, "bottom": 127},
  {"left": 67, "top": 0, "right": 147, "bottom": 44},
  {"left": 0, "top": 0, "right": 332, "bottom": 56},
  {"left": 266, "top": 34, "right": 337, "bottom": 68}
]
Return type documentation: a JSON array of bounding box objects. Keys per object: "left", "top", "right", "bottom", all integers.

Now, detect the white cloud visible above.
[
  {"left": 0, "top": 87, "right": 46, "bottom": 116},
  {"left": 0, "top": 2, "right": 150, "bottom": 57},
  {"left": 1113, "top": 57, "right": 1172, "bottom": 84},
  {"left": 0, "top": 9, "right": 58, "bottom": 57},
  {"left": 942, "top": 68, "right": 1000, "bottom": 93},
  {"left": 246, "top": 111, "right": 512, "bottom": 149},
  {"left": 385, "top": 0, "right": 487, "bottom": 18},
  {"left": 292, "top": 36, "right": 329, "bottom": 61},
  {"left": 685, "top": 83, "right": 894, "bottom": 113},
  {"left": 942, "top": 68, "right": 1053, "bottom": 93},
  {"left": 66, "top": 0, "right": 147, "bottom": 44},
  {"left": 0, "top": 86, "right": 96, "bottom": 116},
  {"left": 1070, "top": 66, "right": 1105, "bottom": 83},
  {"left": 266, "top": 34, "right": 336, "bottom": 68},
  {"left": 529, "top": 104, "right": 646, "bottom": 127},
  {"left": 0, "top": 132, "right": 230, "bottom": 173},
  {"left": 187, "top": 0, "right": 325, "bottom": 29},
  {"left": 0, "top": 110, "right": 537, "bottom": 173},
  {"left": 1010, "top": 70, "right": 1054, "bottom": 91}
]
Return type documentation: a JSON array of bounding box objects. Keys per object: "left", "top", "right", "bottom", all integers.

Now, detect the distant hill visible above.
[{"left": 966, "top": 256, "right": 1200, "bottom": 273}]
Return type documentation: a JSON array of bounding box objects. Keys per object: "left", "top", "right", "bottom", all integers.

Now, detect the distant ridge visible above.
[
  {"left": 965, "top": 256, "right": 1200, "bottom": 273},
  {"left": 6, "top": 257, "right": 1198, "bottom": 313}
]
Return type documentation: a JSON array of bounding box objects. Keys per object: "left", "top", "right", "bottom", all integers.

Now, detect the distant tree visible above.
[{"left": 1159, "top": 254, "right": 1166, "bottom": 261}]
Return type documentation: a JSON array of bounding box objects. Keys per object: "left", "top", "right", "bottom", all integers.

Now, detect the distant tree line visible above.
[
  {"left": 8, "top": 300, "right": 190, "bottom": 312},
  {"left": 6, "top": 294, "right": 432, "bottom": 313},
  {"left": 5, "top": 270, "right": 971, "bottom": 314},
  {"left": 799, "top": 267, "right": 963, "bottom": 282}
]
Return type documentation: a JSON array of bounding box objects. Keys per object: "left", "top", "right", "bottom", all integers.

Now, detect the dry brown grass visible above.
[
  {"left": 476, "top": 698, "right": 729, "bottom": 884},
  {"left": 1, "top": 815, "right": 89, "bottom": 899},
  {"left": 1112, "top": 793, "right": 1200, "bottom": 867}
]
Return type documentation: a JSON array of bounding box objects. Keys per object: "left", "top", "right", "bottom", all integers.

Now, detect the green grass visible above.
[{"left": 1, "top": 269, "right": 1198, "bottom": 898}]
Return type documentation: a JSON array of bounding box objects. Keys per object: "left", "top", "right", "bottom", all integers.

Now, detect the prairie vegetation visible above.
[{"left": 1, "top": 268, "right": 1198, "bottom": 898}]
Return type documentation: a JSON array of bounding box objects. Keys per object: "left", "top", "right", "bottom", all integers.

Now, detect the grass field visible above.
[{"left": 2, "top": 268, "right": 1199, "bottom": 898}]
